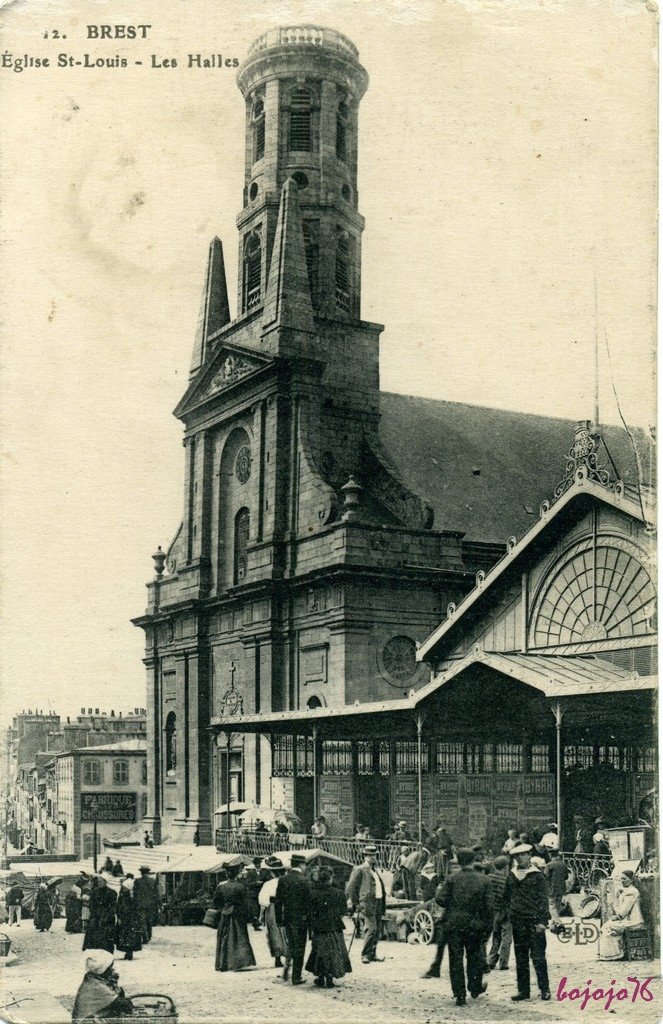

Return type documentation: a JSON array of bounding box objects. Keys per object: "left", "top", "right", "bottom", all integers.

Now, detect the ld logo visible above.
[{"left": 557, "top": 922, "right": 599, "bottom": 945}]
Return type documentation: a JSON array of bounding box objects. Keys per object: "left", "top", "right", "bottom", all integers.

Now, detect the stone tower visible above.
[{"left": 134, "top": 26, "right": 472, "bottom": 844}]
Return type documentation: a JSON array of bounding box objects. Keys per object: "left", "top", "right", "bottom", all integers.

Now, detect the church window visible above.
[
  {"left": 307, "top": 695, "right": 323, "bottom": 710},
  {"left": 249, "top": 182, "right": 258, "bottom": 201},
  {"left": 302, "top": 221, "right": 319, "bottom": 304},
  {"left": 335, "top": 229, "right": 352, "bottom": 312},
  {"left": 289, "top": 86, "right": 312, "bottom": 151},
  {"left": 252, "top": 96, "right": 265, "bottom": 162},
  {"left": 242, "top": 231, "right": 262, "bottom": 311},
  {"left": 165, "top": 712, "right": 177, "bottom": 776},
  {"left": 234, "top": 507, "right": 250, "bottom": 584},
  {"left": 336, "top": 100, "right": 348, "bottom": 161}
]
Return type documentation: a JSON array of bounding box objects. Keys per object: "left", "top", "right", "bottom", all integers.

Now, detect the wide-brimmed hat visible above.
[
  {"left": 263, "top": 855, "right": 284, "bottom": 870},
  {"left": 291, "top": 853, "right": 307, "bottom": 867},
  {"left": 510, "top": 843, "right": 533, "bottom": 856},
  {"left": 139, "top": 865, "right": 153, "bottom": 874}
]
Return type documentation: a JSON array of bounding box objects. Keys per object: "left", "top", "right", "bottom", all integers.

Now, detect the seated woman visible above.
[
  {"left": 598, "top": 870, "right": 644, "bottom": 961},
  {"left": 71, "top": 950, "right": 134, "bottom": 1021}
]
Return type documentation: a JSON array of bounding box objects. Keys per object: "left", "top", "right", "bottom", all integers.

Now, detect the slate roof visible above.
[{"left": 379, "top": 392, "right": 653, "bottom": 544}]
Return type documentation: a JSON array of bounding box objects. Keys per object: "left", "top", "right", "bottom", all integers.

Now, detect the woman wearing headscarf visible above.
[
  {"left": 258, "top": 856, "right": 291, "bottom": 973},
  {"left": 305, "top": 865, "right": 351, "bottom": 988},
  {"left": 115, "top": 878, "right": 143, "bottom": 961},
  {"left": 71, "top": 950, "right": 134, "bottom": 1020},
  {"left": 33, "top": 882, "right": 53, "bottom": 932},
  {"left": 65, "top": 877, "right": 86, "bottom": 933},
  {"left": 598, "top": 870, "right": 644, "bottom": 960},
  {"left": 213, "top": 859, "right": 256, "bottom": 972},
  {"left": 83, "top": 876, "right": 117, "bottom": 954}
]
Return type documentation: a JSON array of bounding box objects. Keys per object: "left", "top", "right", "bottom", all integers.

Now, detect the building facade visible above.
[
  {"left": 53, "top": 741, "right": 148, "bottom": 859},
  {"left": 134, "top": 25, "right": 652, "bottom": 844}
]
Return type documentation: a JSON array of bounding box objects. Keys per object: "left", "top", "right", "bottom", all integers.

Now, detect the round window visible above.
[
  {"left": 292, "top": 171, "right": 308, "bottom": 190},
  {"left": 379, "top": 636, "right": 417, "bottom": 685},
  {"left": 235, "top": 446, "right": 252, "bottom": 483}
]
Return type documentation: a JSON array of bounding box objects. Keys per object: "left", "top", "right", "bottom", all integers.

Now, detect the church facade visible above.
[{"left": 133, "top": 26, "right": 652, "bottom": 844}]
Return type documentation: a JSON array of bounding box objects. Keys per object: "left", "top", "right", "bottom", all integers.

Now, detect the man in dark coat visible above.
[
  {"left": 346, "top": 844, "right": 386, "bottom": 964},
  {"left": 133, "top": 866, "right": 160, "bottom": 943},
  {"left": 6, "top": 883, "right": 24, "bottom": 926},
  {"left": 274, "top": 853, "right": 311, "bottom": 985},
  {"left": 435, "top": 847, "right": 493, "bottom": 1007},
  {"left": 504, "top": 843, "right": 551, "bottom": 1002}
]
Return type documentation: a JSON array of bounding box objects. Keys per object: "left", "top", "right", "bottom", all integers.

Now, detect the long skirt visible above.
[
  {"left": 598, "top": 920, "right": 633, "bottom": 961},
  {"left": 65, "top": 897, "right": 82, "bottom": 937},
  {"left": 305, "top": 931, "right": 352, "bottom": 979},
  {"left": 116, "top": 919, "right": 143, "bottom": 954},
  {"left": 264, "top": 904, "right": 289, "bottom": 961},
  {"left": 83, "top": 915, "right": 116, "bottom": 953},
  {"left": 215, "top": 915, "right": 256, "bottom": 972},
  {"left": 33, "top": 901, "right": 53, "bottom": 931}
]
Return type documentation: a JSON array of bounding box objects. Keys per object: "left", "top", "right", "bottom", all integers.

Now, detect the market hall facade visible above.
[{"left": 133, "top": 25, "right": 655, "bottom": 847}]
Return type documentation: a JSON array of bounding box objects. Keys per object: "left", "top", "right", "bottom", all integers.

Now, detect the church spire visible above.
[
  {"left": 262, "top": 179, "right": 315, "bottom": 340},
  {"left": 190, "top": 237, "right": 231, "bottom": 376}
]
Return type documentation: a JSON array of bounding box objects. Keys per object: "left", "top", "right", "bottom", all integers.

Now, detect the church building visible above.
[{"left": 133, "top": 26, "right": 652, "bottom": 845}]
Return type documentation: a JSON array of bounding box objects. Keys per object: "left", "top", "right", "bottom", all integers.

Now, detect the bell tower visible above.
[{"left": 235, "top": 26, "right": 368, "bottom": 321}]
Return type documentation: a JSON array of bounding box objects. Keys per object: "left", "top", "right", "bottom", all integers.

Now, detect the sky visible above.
[{"left": 0, "top": 0, "right": 657, "bottom": 727}]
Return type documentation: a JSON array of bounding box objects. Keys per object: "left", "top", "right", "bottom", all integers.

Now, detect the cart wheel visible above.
[{"left": 413, "top": 908, "right": 434, "bottom": 945}]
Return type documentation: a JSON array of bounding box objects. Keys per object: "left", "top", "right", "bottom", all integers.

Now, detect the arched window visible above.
[
  {"left": 307, "top": 696, "right": 323, "bottom": 710},
  {"left": 335, "top": 229, "right": 352, "bottom": 312},
  {"left": 336, "top": 100, "right": 348, "bottom": 161},
  {"left": 165, "top": 712, "right": 177, "bottom": 776},
  {"left": 242, "top": 231, "right": 261, "bottom": 311},
  {"left": 302, "top": 221, "right": 319, "bottom": 304},
  {"left": 234, "top": 507, "right": 250, "bottom": 584},
  {"left": 252, "top": 96, "right": 265, "bottom": 163},
  {"left": 289, "top": 87, "right": 312, "bottom": 151}
]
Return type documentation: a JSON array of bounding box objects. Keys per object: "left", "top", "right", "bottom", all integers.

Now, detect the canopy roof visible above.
[
  {"left": 211, "top": 651, "right": 653, "bottom": 738},
  {"left": 97, "top": 843, "right": 251, "bottom": 875}
]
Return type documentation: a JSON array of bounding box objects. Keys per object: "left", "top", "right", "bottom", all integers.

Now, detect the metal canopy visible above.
[{"left": 209, "top": 651, "right": 654, "bottom": 738}]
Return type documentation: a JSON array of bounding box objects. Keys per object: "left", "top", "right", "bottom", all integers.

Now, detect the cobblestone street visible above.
[{"left": 0, "top": 919, "right": 659, "bottom": 1024}]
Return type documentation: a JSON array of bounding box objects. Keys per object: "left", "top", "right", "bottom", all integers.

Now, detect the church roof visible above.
[{"left": 378, "top": 392, "right": 653, "bottom": 544}]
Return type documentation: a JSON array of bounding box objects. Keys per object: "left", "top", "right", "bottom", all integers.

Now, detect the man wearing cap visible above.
[
  {"left": 346, "top": 844, "right": 386, "bottom": 964},
  {"left": 275, "top": 853, "right": 310, "bottom": 985},
  {"left": 434, "top": 847, "right": 492, "bottom": 1006},
  {"left": 71, "top": 950, "right": 134, "bottom": 1020},
  {"left": 133, "top": 866, "right": 159, "bottom": 944},
  {"left": 504, "top": 844, "right": 551, "bottom": 1002}
]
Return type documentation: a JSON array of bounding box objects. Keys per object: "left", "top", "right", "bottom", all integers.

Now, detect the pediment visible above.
[{"left": 175, "top": 343, "right": 273, "bottom": 418}]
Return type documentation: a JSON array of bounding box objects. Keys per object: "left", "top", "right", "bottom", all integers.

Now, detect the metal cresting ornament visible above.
[{"left": 553, "top": 420, "right": 614, "bottom": 500}]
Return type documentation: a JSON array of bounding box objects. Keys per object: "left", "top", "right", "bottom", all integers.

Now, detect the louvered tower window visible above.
[
  {"left": 336, "top": 100, "right": 348, "bottom": 161},
  {"left": 234, "top": 507, "right": 250, "bottom": 584},
  {"left": 302, "top": 221, "right": 319, "bottom": 305},
  {"left": 335, "top": 230, "right": 352, "bottom": 311},
  {"left": 243, "top": 231, "right": 261, "bottom": 311},
  {"left": 289, "top": 87, "right": 312, "bottom": 151},
  {"left": 252, "top": 96, "right": 265, "bottom": 162}
]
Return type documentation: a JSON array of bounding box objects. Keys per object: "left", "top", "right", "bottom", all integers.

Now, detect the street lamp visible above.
[{"left": 219, "top": 661, "right": 244, "bottom": 829}]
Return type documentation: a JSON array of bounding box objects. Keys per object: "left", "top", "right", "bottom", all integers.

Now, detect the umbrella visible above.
[
  {"left": 238, "top": 806, "right": 301, "bottom": 828},
  {"left": 215, "top": 802, "right": 252, "bottom": 815}
]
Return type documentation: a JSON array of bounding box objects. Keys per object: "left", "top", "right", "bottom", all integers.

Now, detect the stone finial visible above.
[
  {"left": 152, "top": 546, "right": 166, "bottom": 579},
  {"left": 341, "top": 475, "right": 363, "bottom": 521}
]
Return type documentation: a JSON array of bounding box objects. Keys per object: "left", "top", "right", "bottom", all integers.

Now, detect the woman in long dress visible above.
[
  {"left": 83, "top": 876, "right": 117, "bottom": 954},
  {"left": 115, "top": 879, "right": 143, "bottom": 961},
  {"left": 258, "top": 857, "right": 290, "bottom": 973},
  {"left": 305, "top": 866, "right": 351, "bottom": 988},
  {"left": 33, "top": 883, "right": 53, "bottom": 932},
  {"left": 598, "top": 870, "right": 644, "bottom": 961},
  {"left": 214, "top": 860, "right": 256, "bottom": 972},
  {"left": 65, "top": 877, "right": 86, "bottom": 933}
]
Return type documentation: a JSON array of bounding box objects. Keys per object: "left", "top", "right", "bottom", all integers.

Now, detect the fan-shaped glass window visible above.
[
  {"left": 289, "top": 87, "right": 311, "bottom": 151},
  {"left": 165, "top": 712, "right": 177, "bottom": 777},
  {"left": 531, "top": 541, "right": 655, "bottom": 648}
]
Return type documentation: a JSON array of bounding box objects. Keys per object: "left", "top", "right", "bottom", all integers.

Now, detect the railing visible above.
[
  {"left": 216, "top": 830, "right": 402, "bottom": 871},
  {"left": 247, "top": 27, "right": 359, "bottom": 60},
  {"left": 560, "top": 851, "right": 613, "bottom": 888},
  {"left": 216, "top": 831, "right": 614, "bottom": 883}
]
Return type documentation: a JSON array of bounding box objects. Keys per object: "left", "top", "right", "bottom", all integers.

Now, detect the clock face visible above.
[
  {"left": 379, "top": 635, "right": 418, "bottom": 686},
  {"left": 235, "top": 446, "right": 252, "bottom": 484}
]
